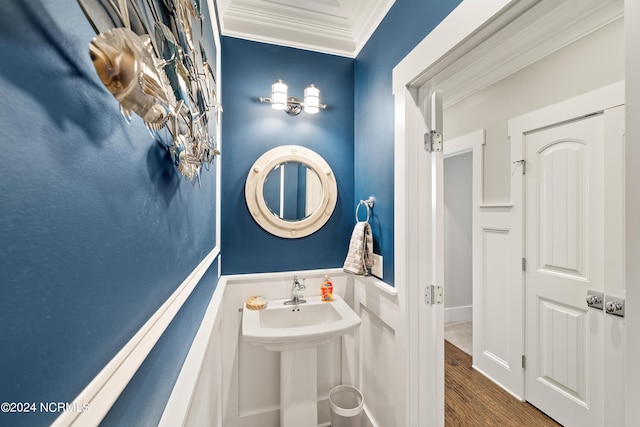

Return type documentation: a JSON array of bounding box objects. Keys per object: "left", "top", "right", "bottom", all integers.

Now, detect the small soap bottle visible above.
[{"left": 321, "top": 275, "right": 333, "bottom": 302}]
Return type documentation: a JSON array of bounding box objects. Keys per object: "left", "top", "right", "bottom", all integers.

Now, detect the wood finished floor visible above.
[{"left": 445, "top": 340, "right": 562, "bottom": 426}]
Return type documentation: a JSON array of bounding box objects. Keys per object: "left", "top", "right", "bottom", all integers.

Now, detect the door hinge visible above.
[
  {"left": 522, "top": 258, "right": 526, "bottom": 272},
  {"left": 424, "top": 285, "right": 443, "bottom": 305},
  {"left": 513, "top": 159, "right": 526, "bottom": 175},
  {"left": 522, "top": 355, "right": 526, "bottom": 369},
  {"left": 424, "top": 131, "right": 443, "bottom": 153}
]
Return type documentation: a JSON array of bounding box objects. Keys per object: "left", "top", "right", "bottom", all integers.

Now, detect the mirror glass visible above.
[{"left": 263, "top": 162, "right": 323, "bottom": 221}]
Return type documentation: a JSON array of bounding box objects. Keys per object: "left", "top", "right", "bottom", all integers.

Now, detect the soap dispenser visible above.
[{"left": 321, "top": 275, "right": 333, "bottom": 301}]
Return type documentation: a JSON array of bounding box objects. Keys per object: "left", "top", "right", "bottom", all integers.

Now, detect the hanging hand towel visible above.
[{"left": 343, "top": 221, "right": 374, "bottom": 275}]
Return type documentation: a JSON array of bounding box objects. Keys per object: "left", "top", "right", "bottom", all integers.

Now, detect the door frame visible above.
[
  {"left": 392, "top": 0, "right": 634, "bottom": 425},
  {"left": 625, "top": 2, "right": 640, "bottom": 424}
]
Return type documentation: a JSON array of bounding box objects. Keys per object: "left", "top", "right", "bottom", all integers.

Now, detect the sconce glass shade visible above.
[
  {"left": 304, "top": 84, "right": 320, "bottom": 114},
  {"left": 271, "top": 80, "right": 288, "bottom": 110}
]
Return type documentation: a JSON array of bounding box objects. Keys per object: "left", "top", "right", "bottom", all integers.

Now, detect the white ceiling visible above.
[{"left": 215, "top": 0, "right": 396, "bottom": 57}]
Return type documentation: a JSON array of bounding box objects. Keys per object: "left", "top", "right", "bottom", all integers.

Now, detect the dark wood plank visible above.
[{"left": 445, "top": 340, "right": 562, "bottom": 426}]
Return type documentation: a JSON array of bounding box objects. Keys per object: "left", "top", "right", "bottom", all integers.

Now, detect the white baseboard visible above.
[
  {"left": 471, "top": 364, "right": 524, "bottom": 401},
  {"left": 52, "top": 249, "right": 219, "bottom": 427},
  {"left": 319, "top": 407, "right": 373, "bottom": 427},
  {"left": 444, "top": 305, "right": 472, "bottom": 323}
]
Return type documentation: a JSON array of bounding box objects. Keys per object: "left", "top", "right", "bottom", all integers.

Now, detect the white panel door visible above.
[{"left": 524, "top": 114, "right": 605, "bottom": 426}]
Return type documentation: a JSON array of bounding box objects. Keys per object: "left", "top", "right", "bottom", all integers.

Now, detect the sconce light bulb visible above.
[
  {"left": 272, "top": 80, "right": 288, "bottom": 110},
  {"left": 304, "top": 84, "right": 320, "bottom": 114}
]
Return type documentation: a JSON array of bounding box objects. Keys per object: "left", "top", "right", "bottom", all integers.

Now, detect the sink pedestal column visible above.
[{"left": 280, "top": 347, "right": 317, "bottom": 427}]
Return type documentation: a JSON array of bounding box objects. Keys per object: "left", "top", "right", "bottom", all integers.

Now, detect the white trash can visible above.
[{"left": 329, "top": 385, "right": 363, "bottom": 427}]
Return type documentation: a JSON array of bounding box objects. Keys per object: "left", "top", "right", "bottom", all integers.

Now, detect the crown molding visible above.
[
  {"left": 348, "top": 0, "right": 395, "bottom": 57},
  {"left": 217, "top": 0, "right": 395, "bottom": 57}
]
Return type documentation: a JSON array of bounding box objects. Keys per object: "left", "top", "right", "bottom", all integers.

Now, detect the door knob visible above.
[
  {"left": 604, "top": 295, "right": 625, "bottom": 317},
  {"left": 586, "top": 294, "right": 602, "bottom": 305},
  {"left": 586, "top": 290, "right": 603, "bottom": 310}
]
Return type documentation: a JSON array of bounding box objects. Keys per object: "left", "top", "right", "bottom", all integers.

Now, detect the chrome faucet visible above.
[{"left": 284, "top": 275, "right": 306, "bottom": 305}]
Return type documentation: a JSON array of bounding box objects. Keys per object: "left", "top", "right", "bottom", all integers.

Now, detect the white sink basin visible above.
[{"left": 242, "top": 294, "right": 361, "bottom": 351}]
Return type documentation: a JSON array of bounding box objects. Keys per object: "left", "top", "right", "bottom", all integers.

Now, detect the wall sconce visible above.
[{"left": 259, "top": 80, "right": 327, "bottom": 116}]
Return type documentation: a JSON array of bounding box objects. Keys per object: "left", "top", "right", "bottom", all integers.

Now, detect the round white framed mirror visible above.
[{"left": 245, "top": 145, "right": 337, "bottom": 238}]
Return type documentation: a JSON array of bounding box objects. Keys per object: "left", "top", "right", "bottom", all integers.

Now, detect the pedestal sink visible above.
[{"left": 242, "top": 295, "right": 361, "bottom": 427}]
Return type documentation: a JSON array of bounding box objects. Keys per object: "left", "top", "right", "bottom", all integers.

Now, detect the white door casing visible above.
[
  {"left": 625, "top": 2, "right": 640, "bottom": 424},
  {"left": 602, "top": 105, "right": 626, "bottom": 426},
  {"left": 419, "top": 90, "right": 446, "bottom": 427},
  {"left": 509, "top": 82, "right": 625, "bottom": 426},
  {"left": 393, "top": 84, "right": 445, "bottom": 426}
]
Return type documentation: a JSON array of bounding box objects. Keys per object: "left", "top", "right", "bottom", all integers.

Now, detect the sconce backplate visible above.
[{"left": 285, "top": 97, "right": 303, "bottom": 116}]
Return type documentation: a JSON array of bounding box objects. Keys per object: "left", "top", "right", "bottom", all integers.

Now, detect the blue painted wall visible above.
[
  {"left": 102, "top": 257, "right": 219, "bottom": 426},
  {"left": 220, "top": 37, "right": 354, "bottom": 275},
  {"left": 0, "top": 1, "right": 219, "bottom": 426},
  {"left": 0, "top": 0, "right": 466, "bottom": 423},
  {"left": 354, "top": 0, "right": 462, "bottom": 284}
]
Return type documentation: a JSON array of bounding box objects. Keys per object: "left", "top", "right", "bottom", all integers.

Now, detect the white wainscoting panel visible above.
[
  {"left": 220, "top": 269, "right": 355, "bottom": 427},
  {"left": 481, "top": 228, "right": 511, "bottom": 367},
  {"left": 237, "top": 330, "right": 280, "bottom": 416},
  {"left": 160, "top": 262, "right": 225, "bottom": 427},
  {"left": 359, "top": 308, "right": 396, "bottom": 424},
  {"left": 354, "top": 276, "right": 400, "bottom": 427},
  {"left": 161, "top": 269, "right": 400, "bottom": 427},
  {"left": 184, "top": 318, "right": 224, "bottom": 426},
  {"left": 472, "top": 207, "right": 524, "bottom": 398}
]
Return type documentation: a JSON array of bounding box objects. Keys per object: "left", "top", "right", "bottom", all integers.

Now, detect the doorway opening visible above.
[
  {"left": 393, "top": 0, "right": 626, "bottom": 424},
  {"left": 443, "top": 150, "right": 473, "bottom": 355}
]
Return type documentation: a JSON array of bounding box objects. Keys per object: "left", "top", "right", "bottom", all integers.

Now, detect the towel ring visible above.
[{"left": 355, "top": 197, "right": 375, "bottom": 223}]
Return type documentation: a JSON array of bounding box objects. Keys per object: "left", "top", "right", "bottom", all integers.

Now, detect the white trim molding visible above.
[
  {"left": 217, "top": 0, "right": 395, "bottom": 58},
  {"left": 625, "top": 0, "right": 640, "bottom": 424},
  {"left": 159, "top": 273, "right": 227, "bottom": 427},
  {"left": 478, "top": 203, "right": 513, "bottom": 209},
  {"left": 443, "top": 128, "right": 485, "bottom": 206},
  {"left": 210, "top": 0, "right": 223, "bottom": 262},
  {"left": 52, "top": 249, "right": 219, "bottom": 427},
  {"left": 399, "top": 0, "right": 623, "bottom": 108}
]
